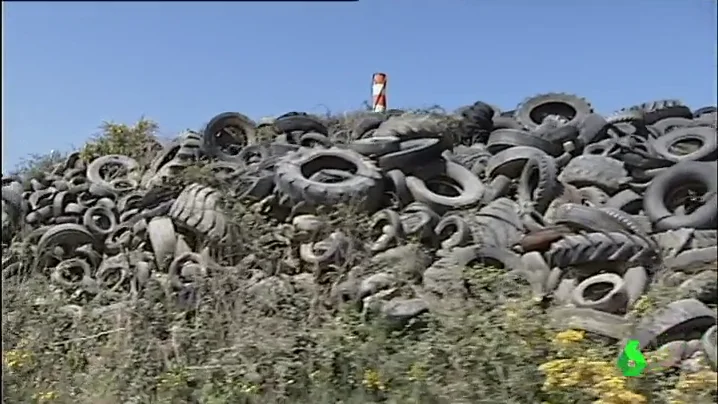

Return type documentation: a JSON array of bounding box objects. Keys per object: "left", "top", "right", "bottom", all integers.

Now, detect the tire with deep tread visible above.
[
  {"left": 514, "top": 93, "right": 593, "bottom": 131},
  {"left": 274, "top": 147, "right": 384, "bottom": 210},
  {"left": 622, "top": 100, "right": 693, "bottom": 126},
  {"left": 169, "top": 184, "right": 230, "bottom": 242},
  {"left": 203, "top": 112, "right": 258, "bottom": 161}
]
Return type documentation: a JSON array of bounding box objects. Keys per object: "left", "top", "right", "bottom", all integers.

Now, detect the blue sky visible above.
[{"left": 3, "top": 1, "right": 717, "bottom": 171}]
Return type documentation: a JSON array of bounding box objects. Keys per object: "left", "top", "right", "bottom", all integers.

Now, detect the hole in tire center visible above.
[
  {"left": 664, "top": 181, "right": 708, "bottom": 214},
  {"left": 302, "top": 156, "right": 357, "bottom": 182},
  {"left": 100, "top": 162, "right": 128, "bottom": 180},
  {"left": 529, "top": 102, "right": 577, "bottom": 125},
  {"left": 215, "top": 126, "right": 247, "bottom": 150},
  {"left": 61, "top": 265, "right": 85, "bottom": 283},
  {"left": 667, "top": 137, "right": 703, "bottom": 156},
  {"left": 92, "top": 214, "right": 112, "bottom": 230},
  {"left": 583, "top": 281, "right": 615, "bottom": 301},
  {"left": 438, "top": 223, "right": 458, "bottom": 240},
  {"left": 99, "top": 268, "right": 122, "bottom": 287},
  {"left": 468, "top": 257, "right": 505, "bottom": 269},
  {"left": 526, "top": 166, "right": 540, "bottom": 198},
  {"left": 243, "top": 151, "right": 262, "bottom": 164},
  {"left": 426, "top": 176, "right": 462, "bottom": 197}
]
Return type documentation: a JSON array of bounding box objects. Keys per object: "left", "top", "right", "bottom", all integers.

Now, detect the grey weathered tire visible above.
[
  {"left": 274, "top": 147, "right": 384, "bottom": 210},
  {"left": 545, "top": 231, "right": 654, "bottom": 268},
  {"left": 514, "top": 92, "right": 593, "bottom": 131},
  {"left": 605, "top": 189, "right": 643, "bottom": 214},
  {"left": 352, "top": 113, "right": 388, "bottom": 139},
  {"left": 86, "top": 155, "right": 140, "bottom": 194},
  {"left": 169, "top": 184, "right": 230, "bottom": 242},
  {"left": 486, "top": 129, "right": 563, "bottom": 156},
  {"left": 650, "top": 126, "right": 717, "bottom": 163},
  {"left": 517, "top": 153, "right": 560, "bottom": 214},
  {"left": 571, "top": 273, "right": 628, "bottom": 314},
  {"left": 643, "top": 161, "right": 718, "bottom": 231},
  {"left": 377, "top": 138, "right": 447, "bottom": 172},
  {"left": 701, "top": 325, "right": 717, "bottom": 369},
  {"left": 373, "top": 114, "right": 444, "bottom": 139},
  {"left": 623, "top": 99, "right": 693, "bottom": 126},
  {"left": 624, "top": 298, "right": 716, "bottom": 351},
  {"left": 348, "top": 136, "right": 401, "bottom": 157},
  {"left": 405, "top": 160, "right": 485, "bottom": 210},
  {"left": 202, "top": 112, "right": 258, "bottom": 161},
  {"left": 485, "top": 146, "right": 547, "bottom": 179},
  {"left": 273, "top": 115, "right": 329, "bottom": 136}
]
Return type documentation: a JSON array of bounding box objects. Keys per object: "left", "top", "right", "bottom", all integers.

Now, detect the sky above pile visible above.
[{"left": 3, "top": 1, "right": 716, "bottom": 171}]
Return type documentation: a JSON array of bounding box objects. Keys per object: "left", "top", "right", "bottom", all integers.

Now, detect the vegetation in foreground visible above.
[{"left": 3, "top": 117, "right": 716, "bottom": 404}]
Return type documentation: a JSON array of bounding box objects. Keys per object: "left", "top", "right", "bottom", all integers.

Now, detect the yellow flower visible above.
[
  {"left": 407, "top": 361, "right": 427, "bottom": 382},
  {"left": 593, "top": 389, "right": 647, "bottom": 404},
  {"left": 674, "top": 369, "right": 718, "bottom": 391},
  {"left": 3, "top": 349, "right": 33, "bottom": 371},
  {"left": 33, "top": 391, "right": 58, "bottom": 403},
  {"left": 539, "top": 356, "right": 647, "bottom": 404},
  {"left": 240, "top": 383, "right": 260, "bottom": 394},
  {"left": 630, "top": 295, "right": 654, "bottom": 315},
  {"left": 553, "top": 329, "right": 585, "bottom": 346},
  {"left": 362, "top": 368, "right": 386, "bottom": 391}
]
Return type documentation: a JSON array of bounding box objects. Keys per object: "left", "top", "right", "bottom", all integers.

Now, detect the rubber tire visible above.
[
  {"left": 169, "top": 184, "right": 229, "bottom": 241},
  {"left": 377, "top": 138, "right": 447, "bottom": 172},
  {"left": 405, "top": 160, "right": 484, "bottom": 210},
  {"left": 273, "top": 115, "right": 328, "bottom": 136},
  {"left": 202, "top": 112, "right": 258, "bottom": 161},
  {"left": 487, "top": 129, "right": 563, "bottom": 156},
  {"left": 643, "top": 161, "right": 718, "bottom": 231},
  {"left": 348, "top": 136, "right": 401, "bottom": 157},
  {"left": 514, "top": 93, "right": 593, "bottom": 131},
  {"left": 517, "top": 153, "right": 560, "bottom": 214},
  {"left": 274, "top": 147, "right": 384, "bottom": 210},
  {"left": 650, "top": 126, "right": 717, "bottom": 163}
]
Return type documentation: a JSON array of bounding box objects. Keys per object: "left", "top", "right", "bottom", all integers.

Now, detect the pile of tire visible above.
[{"left": 2, "top": 93, "right": 716, "bottom": 371}]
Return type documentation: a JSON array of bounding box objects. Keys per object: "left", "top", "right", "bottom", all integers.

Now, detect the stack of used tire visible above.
[{"left": 2, "top": 94, "right": 716, "bottom": 370}]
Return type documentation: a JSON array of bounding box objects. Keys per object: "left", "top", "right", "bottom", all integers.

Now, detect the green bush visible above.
[{"left": 79, "top": 118, "right": 162, "bottom": 165}]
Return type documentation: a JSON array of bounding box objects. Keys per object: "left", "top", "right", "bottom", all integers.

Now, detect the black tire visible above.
[
  {"left": 514, "top": 93, "right": 593, "bottom": 131},
  {"left": 491, "top": 115, "right": 524, "bottom": 130},
  {"left": 273, "top": 115, "right": 329, "bottom": 136},
  {"left": 274, "top": 147, "right": 384, "bottom": 210},
  {"left": 169, "top": 184, "right": 230, "bottom": 241},
  {"left": 458, "top": 101, "right": 494, "bottom": 132},
  {"left": 487, "top": 129, "right": 563, "bottom": 156},
  {"left": 377, "top": 138, "right": 447, "bottom": 172},
  {"left": 405, "top": 160, "right": 485, "bottom": 210},
  {"left": 348, "top": 136, "right": 401, "bottom": 157},
  {"left": 533, "top": 124, "right": 579, "bottom": 145},
  {"left": 517, "top": 153, "right": 561, "bottom": 214},
  {"left": 373, "top": 114, "right": 444, "bottom": 139},
  {"left": 624, "top": 99, "right": 693, "bottom": 125},
  {"left": 693, "top": 106, "right": 717, "bottom": 118},
  {"left": 650, "top": 126, "right": 717, "bottom": 163},
  {"left": 353, "top": 113, "right": 388, "bottom": 139},
  {"left": 643, "top": 161, "right": 718, "bottom": 231},
  {"left": 203, "top": 112, "right": 258, "bottom": 161},
  {"left": 650, "top": 117, "right": 697, "bottom": 136}
]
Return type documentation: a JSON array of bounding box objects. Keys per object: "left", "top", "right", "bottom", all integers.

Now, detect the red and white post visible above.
[{"left": 371, "top": 73, "right": 387, "bottom": 112}]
